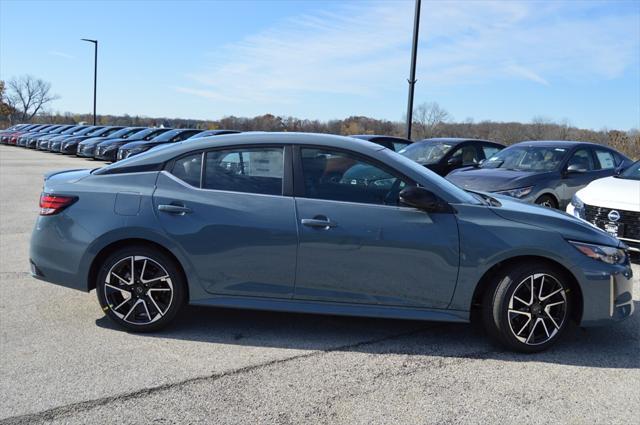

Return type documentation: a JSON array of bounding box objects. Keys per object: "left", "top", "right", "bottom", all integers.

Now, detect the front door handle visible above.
[
  {"left": 301, "top": 217, "right": 337, "bottom": 229},
  {"left": 158, "top": 204, "right": 192, "bottom": 215}
]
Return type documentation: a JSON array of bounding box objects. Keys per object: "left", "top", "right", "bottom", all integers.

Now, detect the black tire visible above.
[
  {"left": 96, "top": 245, "right": 186, "bottom": 332},
  {"left": 535, "top": 194, "right": 558, "bottom": 209},
  {"left": 482, "top": 261, "right": 572, "bottom": 353}
]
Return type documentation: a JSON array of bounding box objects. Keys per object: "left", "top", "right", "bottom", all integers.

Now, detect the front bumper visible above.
[
  {"left": 579, "top": 260, "right": 634, "bottom": 326},
  {"left": 77, "top": 145, "right": 96, "bottom": 157},
  {"left": 60, "top": 143, "right": 78, "bottom": 154},
  {"left": 95, "top": 147, "right": 118, "bottom": 161}
]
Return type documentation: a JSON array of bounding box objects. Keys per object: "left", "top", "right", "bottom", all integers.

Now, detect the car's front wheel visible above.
[
  {"left": 483, "top": 262, "right": 572, "bottom": 352},
  {"left": 96, "top": 245, "right": 185, "bottom": 332}
]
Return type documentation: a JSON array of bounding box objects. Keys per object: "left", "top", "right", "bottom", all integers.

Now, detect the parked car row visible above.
[
  {"left": 0, "top": 123, "right": 243, "bottom": 162},
  {"left": 28, "top": 131, "right": 635, "bottom": 353},
  {"left": 3, "top": 123, "right": 637, "bottom": 251}
]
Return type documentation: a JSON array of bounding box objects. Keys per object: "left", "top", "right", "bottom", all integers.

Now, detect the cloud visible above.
[
  {"left": 48, "top": 50, "right": 74, "bottom": 59},
  {"left": 177, "top": 1, "right": 639, "bottom": 111}
]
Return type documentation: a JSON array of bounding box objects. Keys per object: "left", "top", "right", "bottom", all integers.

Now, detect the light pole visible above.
[
  {"left": 81, "top": 38, "right": 98, "bottom": 125},
  {"left": 405, "top": 0, "right": 421, "bottom": 139}
]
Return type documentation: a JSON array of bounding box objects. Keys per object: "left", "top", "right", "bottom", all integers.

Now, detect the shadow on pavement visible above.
[{"left": 96, "top": 300, "right": 639, "bottom": 369}]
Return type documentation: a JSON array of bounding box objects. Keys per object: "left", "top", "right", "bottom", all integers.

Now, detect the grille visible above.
[{"left": 584, "top": 204, "right": 640, "bottom": 241}]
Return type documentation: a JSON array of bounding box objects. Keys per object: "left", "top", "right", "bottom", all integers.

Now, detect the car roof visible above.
[
  {"left": 418, "top": 137, "right": 495, "bottom": 144},
  {"left": 512, "top": 140, "right": 600, "bottom": 148},
  {"left": 350, "top": 134, "right": 412, "bottom": 143},
  {"left": 101, "top": 132, "right": 387, "bottom": 171}
]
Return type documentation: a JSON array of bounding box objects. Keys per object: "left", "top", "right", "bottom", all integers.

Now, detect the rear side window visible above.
[
  {"left": 204, "top": 147, "right": 284, "bottom": 195},
  {"left": 171, "top": 153, "right": 202, "bottom": 187},
  {"left": 594, "top": 149, "right": 616, "bottom": 169}
]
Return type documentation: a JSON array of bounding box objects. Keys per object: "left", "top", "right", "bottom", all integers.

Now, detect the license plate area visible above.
[{"left": 603, "top": 222, "right": 624, "bottom": 238}]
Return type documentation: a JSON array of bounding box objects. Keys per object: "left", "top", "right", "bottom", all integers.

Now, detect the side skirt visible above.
[{"left": 190, "top": 296, "right": 469, "bottom": 323}]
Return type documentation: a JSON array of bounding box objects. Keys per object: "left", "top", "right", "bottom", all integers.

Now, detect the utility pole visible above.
[
  {"left": 81, "top": 39, "right": 98, "bottom": 125},
  {"left": 405, "top": 0, "right": 421, "bottom": 139}
]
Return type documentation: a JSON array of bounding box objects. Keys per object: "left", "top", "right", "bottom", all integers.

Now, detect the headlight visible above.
[
  {"left": 570, "top": 194, "right": 585, "bottom": 219},
  {"left": 494, "top": 186, "right": 533, "bottom": 199},
  {"left": 569, "top": 241, "right": 627, "bottom": 265}
]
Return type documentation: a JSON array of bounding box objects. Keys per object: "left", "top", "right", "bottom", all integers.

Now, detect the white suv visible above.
[{"left": 567, "top": 161, "right": 640, "bottom": 253}]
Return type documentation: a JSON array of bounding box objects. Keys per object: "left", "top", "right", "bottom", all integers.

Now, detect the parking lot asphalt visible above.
[{"left": 0, "top": 145, "right": 638, "bottom": 424}]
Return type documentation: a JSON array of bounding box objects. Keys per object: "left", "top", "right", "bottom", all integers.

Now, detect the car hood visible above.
[
  {"left": 63, "top": 136, "right": 91, "bottom": 144},
  {"left": 97, "top": 137, "right": 136, "bottom": 147},
  {"left": 487, "top": 194, "right": 621, "bottom": 247},
  {"left": 576, "top": 176, "right": 640, "bottom": 212},
  {"left": 120, "top": 140, "right": 165, "bottom": 150},
  {"left": 78, "top": 136, "right": 108, "bottom": 147},
  {"left": 447, "top": 168, "right": 553, "bottom": 192}
]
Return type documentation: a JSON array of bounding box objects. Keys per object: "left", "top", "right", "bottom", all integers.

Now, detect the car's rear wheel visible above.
[
  {"left": 535, "top": 194, "right": 557, "bottom": 209},
  {"left": 482, "top": 262, "right": 571, "bottom": 353},
  {"left": 96, "top": 245, "right": 185, "bottom": 332}
]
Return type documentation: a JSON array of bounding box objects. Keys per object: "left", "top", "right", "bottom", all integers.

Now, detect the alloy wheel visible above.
[
  {"left": 103, "top": 256, "right": 174, "bottom": 325},
  {"left": 507, "top": 273, "right": 567, "bottom": 345}
]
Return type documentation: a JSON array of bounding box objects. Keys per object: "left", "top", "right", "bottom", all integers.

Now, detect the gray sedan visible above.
[{"left": 30, "top": 133, "right": 634, "bottom": 352}]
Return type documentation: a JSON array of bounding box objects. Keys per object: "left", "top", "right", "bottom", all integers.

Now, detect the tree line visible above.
[{"left": 1, "top": 75, "right": 638, "bottom": 159}]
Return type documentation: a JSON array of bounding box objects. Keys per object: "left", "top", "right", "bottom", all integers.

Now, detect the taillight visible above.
[{"left": 39, "top": 193, "right": 77, "bottom": 216}]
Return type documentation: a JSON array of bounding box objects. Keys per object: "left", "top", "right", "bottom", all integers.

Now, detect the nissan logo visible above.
[{"left": 608, "top": 210, "right": 621, "bottom": 222}]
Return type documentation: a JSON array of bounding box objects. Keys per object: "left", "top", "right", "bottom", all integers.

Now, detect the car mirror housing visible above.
[
  {"left": 447, "top": 156, "right": 463, "bottom": 166},
  {"left": 399, "top": 186, "right": 450, "bottom": 213},
  {"left": 566, "top": 164, "right": 587, "bottom": 174}
]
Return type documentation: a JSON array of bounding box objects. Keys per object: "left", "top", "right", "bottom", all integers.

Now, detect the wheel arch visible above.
[
  {"left": 470, "top": 255, "right": 583, "bottom": 324},
  {"left": 87, "top": 238, "right": 189, "bottom": 302},
  {"left": 534, "top": 192, "right": 560, "bottom": 208}
]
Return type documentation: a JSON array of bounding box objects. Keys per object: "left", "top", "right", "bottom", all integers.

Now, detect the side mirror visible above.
[
  {"left": 447, "top": 156, "right": 463, "bottom": 166},
  {"left": 399, "top": 186, "right": 450, "bottom": 213},
  {"left": 566, "top": 164, "right": 587, "bottom": 174}
]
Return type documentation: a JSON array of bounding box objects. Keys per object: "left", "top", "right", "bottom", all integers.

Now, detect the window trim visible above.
[
  {"left": 165, "top": 144, "right": 291, "bottom": 196},
  {"left": 292, "top": 144, "right": 416, "bottom": 205}
]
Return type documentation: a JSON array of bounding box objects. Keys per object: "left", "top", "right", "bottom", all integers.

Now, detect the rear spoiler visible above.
[{"left": 44, "top": 169, "right": 87, "bottom": 181}]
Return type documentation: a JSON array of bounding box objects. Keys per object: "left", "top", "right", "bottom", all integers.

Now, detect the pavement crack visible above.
[{"left": 0, "top": 325, "right": 439, "bottom": 424}]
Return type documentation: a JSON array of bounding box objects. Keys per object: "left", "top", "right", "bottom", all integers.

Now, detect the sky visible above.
[{"left": 1, "top": 0, "right": 639, "bottom": 130}]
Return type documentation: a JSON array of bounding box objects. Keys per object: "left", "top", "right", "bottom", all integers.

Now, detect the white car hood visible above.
[{"left": 577, "top": 176, "right": 640, "bottom": 212}]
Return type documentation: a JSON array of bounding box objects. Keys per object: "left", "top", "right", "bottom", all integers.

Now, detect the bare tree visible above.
[
  {"left": 412, "top": 102, "right": 451, "bottom": 139},
  {"left": 6, "top": 75, "right": 59, "bottom": 122}
]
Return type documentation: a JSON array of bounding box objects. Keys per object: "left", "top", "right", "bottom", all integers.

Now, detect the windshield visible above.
[
  {"left": 105, "top": 127, "right": 140, "bottom": 139},
  {"left": 151, "top": 129, "right": 187, "bottom": 142},
  {"left": 399, "top": 142, "right": 455, "bottom": 164},
  {"left": 481, "top": 145, "right": 568, "bottom": 172},
  {"left": 619, "top": 161, "right": 640, "bottom": 180},
  {"left": 61, "top": 126, "right": 86, "bottom": 134},
  {"left": 130, "top": 128, "right": 171, "bottom": 141}
]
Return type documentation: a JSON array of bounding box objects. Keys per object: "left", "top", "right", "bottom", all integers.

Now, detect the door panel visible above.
[
  {"left": 153, "top": 171, "right": 298, "bottom": 298},
  {"left": 294, "top": 199, "right": 459, "bottom": 308}
]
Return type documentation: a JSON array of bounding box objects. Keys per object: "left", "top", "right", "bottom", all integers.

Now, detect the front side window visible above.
[
  {"left": 450, "top": 145, "right": 479, "bottom": 165},
  {"left": 594, "top": 149, "right": 616, "bottom": 170},
  {"left": 171, "top": 153, "right": 202, "bottom": 187},
  {"left": 301, "top": 148, "right": 407, "bottom": 205},
  {"left": 567, "top": 149, "right": 594, "bottom": 171},
  {"left": 204, "top": 147, "right": 284, "bottom": 195}
]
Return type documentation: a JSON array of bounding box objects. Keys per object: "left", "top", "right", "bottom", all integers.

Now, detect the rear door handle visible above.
[
  {"left": 301, "top": 217, "right": 337, "bottom": 229},
  {"left": 158, "top": 204, "right": 192, "bottom": 215}
]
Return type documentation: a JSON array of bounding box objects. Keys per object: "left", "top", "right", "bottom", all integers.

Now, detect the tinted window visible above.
[
  {"left": 392, "top": 142, "right": 410, "bottom": 152},
  {"left": 482, "top": 145, "right": 501, "bottom": 159},
  {"left": 171, "top": 130, "right": 201, "bottom": 142},
  {"left": 204, "top": 147, "right": 284, "bottom": 195},
  {"left": 171, "top": 153, "right": 202, "bottom": 187},
  {"left": 301, "top": 148, "right": 407, "bottom": 205},
  {"left": 594, "top": 149, "right": 616, "bottom": 170},
  {"left": 567, "top": 149, "right": 594, "bottom": 171},
  {"left": 482, "top": 145, "right": 568, "bottom": 172},
  {"left": 399, "top": 142, "right": 454, "bottom": 165},
  {"left": 450, "top": 144, "right": 479, "bottom": 165}
]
